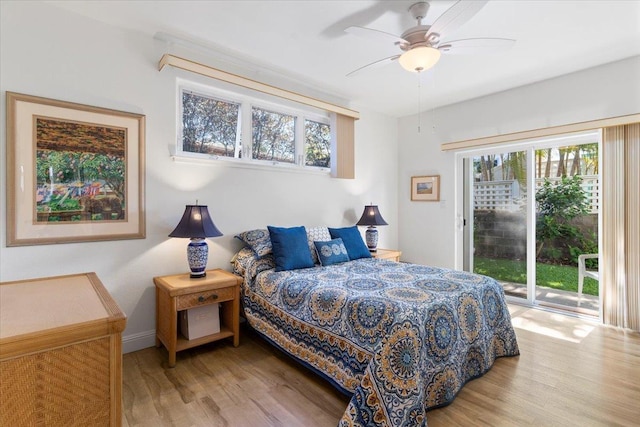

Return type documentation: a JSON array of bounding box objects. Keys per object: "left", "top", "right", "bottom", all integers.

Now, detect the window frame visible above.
[{"left": 176, "top": 79, "right": 331, "bottom": 173}]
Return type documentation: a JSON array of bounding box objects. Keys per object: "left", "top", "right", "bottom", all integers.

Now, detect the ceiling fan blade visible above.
[
  {"left": 438, "top": 38, "right": 516, "bottom": 54},
  {"left": 426, "top": 0, "right": 488, "bottom": 42},
  {"left": 345, "top": 26, "right": 408, "bottom": 47},
  {"left": 346, "top": 55, "right": 401, "bottom": 77}
]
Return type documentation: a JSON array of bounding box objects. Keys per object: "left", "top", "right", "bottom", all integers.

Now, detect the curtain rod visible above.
[
  {"left": 441, "top": 113, "right": 640, "bottom": 151},
  {"left": 158, "top": 54, "right": 360, "bottom": 120}
]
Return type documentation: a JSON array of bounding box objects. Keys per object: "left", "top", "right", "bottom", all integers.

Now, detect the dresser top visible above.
[{"left": 0, "top": 272, "right": 126, "bottom": 342}]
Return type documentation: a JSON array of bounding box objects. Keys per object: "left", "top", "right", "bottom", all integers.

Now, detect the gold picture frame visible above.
[
  {"left": 411, "top": 175, "right": 440, "bottom": 201},
  {"left": 6, "top": 92, "right": 145, "bottom": 246}
]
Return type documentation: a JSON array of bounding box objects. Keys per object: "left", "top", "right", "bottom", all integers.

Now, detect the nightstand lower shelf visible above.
[{"left": 174, "top": 326, "right": 235, "bottom": 352}]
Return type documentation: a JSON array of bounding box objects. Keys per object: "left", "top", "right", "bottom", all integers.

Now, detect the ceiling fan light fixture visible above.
[{"left": 398, "top": 46, "right": 441, "bottom": 72}]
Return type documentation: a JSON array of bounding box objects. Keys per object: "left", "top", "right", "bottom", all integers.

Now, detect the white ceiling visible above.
[{"left": 46, "top": 0, "right": 640, "bottom": 118}]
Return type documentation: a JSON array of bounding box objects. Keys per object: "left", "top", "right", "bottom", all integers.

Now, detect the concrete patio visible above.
[{"left": 501, "top": 281, "right": 599, "bottom": 316}]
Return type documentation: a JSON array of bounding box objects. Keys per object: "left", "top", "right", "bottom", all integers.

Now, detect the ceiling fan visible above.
[{"left": 345, "top": 0, "right": 515, "bottom": 76}]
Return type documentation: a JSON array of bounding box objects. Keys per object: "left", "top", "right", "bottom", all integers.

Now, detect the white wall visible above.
[
  {"left": 398, "top": 56, "right": 640, "bottom": 269},
  {"left": 0, "top": 2, "right": 399, "bottom": 352}
]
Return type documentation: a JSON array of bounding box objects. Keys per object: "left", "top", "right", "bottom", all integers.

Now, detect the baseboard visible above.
[{"left": 122, "top": 330, "right": 156, "bottom": 354}]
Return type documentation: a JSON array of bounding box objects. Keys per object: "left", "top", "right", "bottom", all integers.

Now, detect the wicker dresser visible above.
[{"left": 0, "top": 272, "right": 126, "bottom": 426}]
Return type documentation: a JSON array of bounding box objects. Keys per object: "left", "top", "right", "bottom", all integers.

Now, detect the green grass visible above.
[{"left": 474, "top": 257, "right": 599, "bottom": 296}]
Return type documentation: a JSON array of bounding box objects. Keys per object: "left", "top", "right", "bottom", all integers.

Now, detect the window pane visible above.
[
  {"left": 181, "top": 91, "right": 241, "bottom": 158},
  {"left": 534, "top": 143, "right": 599, "bottom": 314},
  {"left": 305, "top": 120, "right": 330, "bottom": 168},
  {"left": 251, "top": 107, "right": 295, "bottom": 163},
  {"left": 472, "top": 151, "right": 527, "bottom": 301}
]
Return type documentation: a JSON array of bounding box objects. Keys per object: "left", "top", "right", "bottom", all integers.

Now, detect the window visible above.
[
  {"left": 252, "top": 107, "right": 295, "bottom": 163},
  {"left": 181, "top": 90, "right": 241, "bottom": 158},
  {"left": 305, "top": 120, "right": 331, "bottom": 168},
  {"left": 178, "top": 82, "right": 330, "bottom": 171}
]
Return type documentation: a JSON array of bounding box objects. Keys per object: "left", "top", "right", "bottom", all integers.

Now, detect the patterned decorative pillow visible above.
[
  {"left": 306, "top": 226, "right": 331, "bottom": 264},
  {"left": 232, "top": 247, "right": 275, "bottom": 283},
  {"left": 232, "top": 247, "right": 257, "bottom": 277},
  {"left": 314, "top": 238, "right": 349, "bottom": 266},
  {"left": 329, "top": 226, "right": 372, "bottom": 260},
  {"left": 234, "top": 229, "right": 272, "bottom": 257},
  {"left": 267, "top": 226, "right": 315, "bottom": 272}
]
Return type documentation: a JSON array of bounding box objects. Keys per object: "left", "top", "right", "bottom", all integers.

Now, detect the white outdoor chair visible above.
[{"left": 578, "top": 254, "right": 599, "bottom": 299}]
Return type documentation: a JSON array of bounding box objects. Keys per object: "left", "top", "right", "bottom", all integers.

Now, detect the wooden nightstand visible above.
[
  {"left": 154, "top": 269, "right": 242, "bottom": 367},
  {"left": 372, "top": 248, "right": 402, "bottom": 262}
]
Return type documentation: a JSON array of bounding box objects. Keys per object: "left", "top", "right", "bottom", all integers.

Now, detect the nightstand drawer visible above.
[{"left": 177, "top": 286, "right": 235, "bottom": 310}]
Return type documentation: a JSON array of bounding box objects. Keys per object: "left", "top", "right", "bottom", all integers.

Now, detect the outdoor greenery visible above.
[
  {"left": 473, "top": 143, "right": 600, "bottom": 301},
  {"left": 182, "top": 91, "right": 240, "bottom": 157},
  {"left": 474, "top": 257, "right": 599, "bottom": 296},
  {"left": 535, "top": 175, "right": 591, "bottom": 263},
  {"left": 304, "top": 119, "right": 331, "bottom": 167},
  {"left": 252, "top": 107, "right": 296, "bottom": 163},
  {"left": 476, "top": 143, "right": 598, "bottom": 183},
  {"left": 181, "top": 89, "right": 331, "bottom": 167}
]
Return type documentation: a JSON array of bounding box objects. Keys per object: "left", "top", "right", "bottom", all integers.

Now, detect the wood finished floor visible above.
[{"left": 123, "top": 306, "right": 640, "bottom": 426}]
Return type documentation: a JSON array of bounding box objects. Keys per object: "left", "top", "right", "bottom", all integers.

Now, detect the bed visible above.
[{"left": 233, "top": 227, "right": 519, "bottom": 426}]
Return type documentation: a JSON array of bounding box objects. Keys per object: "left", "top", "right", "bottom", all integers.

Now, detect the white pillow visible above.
[{"left": 306, "top": 226, "right": 331, "bottom": 264}]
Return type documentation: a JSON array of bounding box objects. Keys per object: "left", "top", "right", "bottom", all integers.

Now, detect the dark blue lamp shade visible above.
[
  {"left": 169, "top": 205, "right": 223, "bottom": 278},
  {"left": 356, "top": 205, "right": 388, "bottom": 252}
]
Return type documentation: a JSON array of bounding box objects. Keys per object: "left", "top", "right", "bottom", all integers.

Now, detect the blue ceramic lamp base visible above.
[
  {"left": 187, "top": 238, "right": 209, "bottom": 278},
  {"left": 365, "top": 226, "right": 378, "bottom": 252}
]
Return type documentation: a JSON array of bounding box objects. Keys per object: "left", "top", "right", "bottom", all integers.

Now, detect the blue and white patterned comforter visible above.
[{"left": 234, "top": 249, "right": 519, "bottom": 426}]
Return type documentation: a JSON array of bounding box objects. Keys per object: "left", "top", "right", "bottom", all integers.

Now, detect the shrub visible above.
[{"left": 536, "top": 175, "right": 589, "bottom": 263}]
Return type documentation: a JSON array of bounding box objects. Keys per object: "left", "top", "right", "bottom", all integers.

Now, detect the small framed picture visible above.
[{"left": 411, "top": 175, "right": 440, "bottom": 201}]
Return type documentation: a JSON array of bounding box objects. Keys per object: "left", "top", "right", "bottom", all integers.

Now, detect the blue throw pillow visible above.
[
  {"left": 314, "top": 238, "right": 349, "bottom": 266},
  {"left": 267, "top": 226, "right": 315, "bottom": 272},
  {"left": 329, "top": 226, "right": 372, "bottom": 260}
]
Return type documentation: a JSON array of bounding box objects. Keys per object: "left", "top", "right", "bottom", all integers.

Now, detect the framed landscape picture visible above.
[
  {"left": 6, "top": 92, "right": 145, "bottom": 246},
  {"left": 411, "top": 175, "right": 440, "bottom": 201}
]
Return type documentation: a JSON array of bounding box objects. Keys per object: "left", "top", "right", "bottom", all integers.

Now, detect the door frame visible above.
[{"left": 456, "top": 130, "right": 602, "bottom": 311}]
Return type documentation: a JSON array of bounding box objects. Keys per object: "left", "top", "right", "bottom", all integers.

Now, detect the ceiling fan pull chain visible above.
[
  {"left": 431, "top": 73, "right": 437, "bottom": 134},
  {"left": 417, "top": 72, "right": 422, "bottom": 133}
]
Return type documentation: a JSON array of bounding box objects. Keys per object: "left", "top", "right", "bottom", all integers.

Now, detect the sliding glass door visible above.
[{"left": 462, "top": 132, "right": 600, "bottom": 315}]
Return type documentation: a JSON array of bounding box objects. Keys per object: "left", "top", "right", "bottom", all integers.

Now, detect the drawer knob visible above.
[{"left": 198, "top": 294, "right": 218, "bottom": 303}]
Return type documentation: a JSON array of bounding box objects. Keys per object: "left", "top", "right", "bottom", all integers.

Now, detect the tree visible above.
[
  {"left": 535, "top": 149, "right": 546, "bottom": 178},
  {"left": 182, "top": 92, "right": 240, "bottom": 156},
  {"left": 569, "top": 145, "right": 581, "bottom": 175},
  {"left": 535, "top": 175, "right": 590, "bottom": 261},
  {"left": 252, "top": 108, "right": 295, "bottom": 163},
  {"left": 477, "top": 155, "right": 495, "bottom": 181},
  {"left": 556, "top": 148, "right": 567, "bottom": 177},
  {"left": 505, "top": 152, "right": 526, "bottom": 189},
  {"left": 581, "top": 143, "right": 599, "bottom": 174},
  {"left": 544, "top": 148, "right": 552, "bottom": 177},
  {"left": 305, "top": 120, "right": 330, "bottom": 167}
]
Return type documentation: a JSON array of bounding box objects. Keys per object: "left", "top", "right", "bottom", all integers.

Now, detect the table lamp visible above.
[
  {"left": 356, "top": 204, "right": 388, "bottom": 252},
  {"left": 169, "top": 203, "right": 223, "bottom": 278}
]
